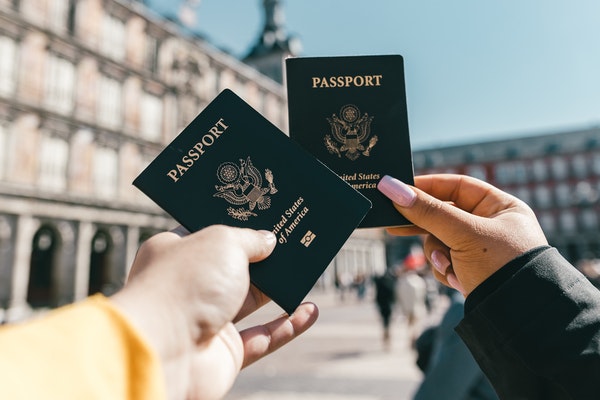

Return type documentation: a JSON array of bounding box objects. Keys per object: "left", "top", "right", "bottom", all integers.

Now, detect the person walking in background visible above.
[
  {"left": 353, "top": 272, "right": 368, "bottom": 301},
  {"left": 373, "top": 269, "right": 397, "bottom": 350},
  {"left": 413, "top": 287, "right": 498, "bottom": 400},
  {"left": 397, "top": 247, "right": 428, "bottom": 346}
]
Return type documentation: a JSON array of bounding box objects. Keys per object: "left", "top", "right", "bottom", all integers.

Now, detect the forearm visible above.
[
  {"left": 0, "top": 295, "right": 166, "bottom": 400},
  {"left": 458, "top": 247, "right": 600, "bottom": 399}
]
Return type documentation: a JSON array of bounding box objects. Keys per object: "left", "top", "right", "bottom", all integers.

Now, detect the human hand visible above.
[
  {"left": 378, "top": 174, "right": 548, "bottom": 296},
  {"left": 111, "top": 225, "right": 319, "bottom": 400}
]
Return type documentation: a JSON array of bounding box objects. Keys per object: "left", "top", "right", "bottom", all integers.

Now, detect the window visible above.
[
  {"left": 93, "top": 146, "right": 118, "bottom": 199},
  {"left": 580, "top": 208, "right": 598, "bottom": 231},
  {"left": 38, "top": 135, "right": 68, "bottom": 191},
  {"left": 97, "top": 76, "right": 122, "bottom": 129},
  {"left": 67, "top": 0, "right": 76, "bottom": 34},
  {"left": 0, "top": 36, "right": 17, "bottom": 96},
  {"left": 494, "top": 163, "right": 513, "bottom": 185},
  {"left": 0, "top": 124, "right": 7, "bottom": 179},
  {"left": 574, "top": 181, "right": 598, "bottom": 206},
  {"left": 539, "top": 212, "right": 556, "bottom": 233},
  {"left": 100, "top": 14, "right": 125, "bottom": 61},
  {"left": 513, "top": 162, "right": 528, "bottom": 184},
  {"left": 466, "top": 165, "right": 487, "bottom": 181},
  {"left": 48, "top": 0, "right": 68, "bottom": 33},
  {"left": 531, "top": 159, "right": 548, "bottom": 182},
  {"left": 592, "top": 153, "right": 600, "bottom": 176},
  {"left": 145, "top": 35, "right": 159, "bottom": 74},
  {"left": 572, "top": 154, "right": 589, "bottom": 179},
  {"left": 534, "top": 186, "right": 552, "bottom": 209},
  {"left": 140, "top": 93, "right": 163, "bottom": 141},
  {"left": 44, "top": 54, "right": 75, "bottom": 114},
  {"left": 555, "top": 183, "right": 572, "bottom": 207},
  {"left": 513, "top": 187, "right": 531, "bottom": 205},
  {"left": 551, "top": 157, "right": 568, "bottom": 180},
  {"left": 559, "top": 211, "right": 577, "bottom": 232}
]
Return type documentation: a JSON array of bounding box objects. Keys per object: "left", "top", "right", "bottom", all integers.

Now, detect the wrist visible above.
[
  {"left": 110, "top": 281, "right": 193, "bottom": 361},
  {"left": 464, "top": 245, "right": 551, "bottom": 314}
]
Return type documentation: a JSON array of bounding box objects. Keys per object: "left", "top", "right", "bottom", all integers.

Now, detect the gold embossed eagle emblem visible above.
[
  {"left": 214, "top": 157, "right": 278, "bottom": 221},
  {"left": 325, "top": 105, "right": 378, "bottom": 161}
]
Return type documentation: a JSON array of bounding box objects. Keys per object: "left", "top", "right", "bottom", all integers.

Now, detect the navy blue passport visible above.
[
  {"left": 133, "top": 89, "right": 371, "bottom": 314},
  {"left": 285, "top": 54, "right": 414, "bottom": 228}
]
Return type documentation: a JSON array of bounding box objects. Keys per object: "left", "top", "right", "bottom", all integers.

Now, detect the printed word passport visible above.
[
  {"left": 133, "top": 89, "right": 371, "bottom": 314},
  {"left": 286, "top": 54, "right": 414, "bottom": 228}
]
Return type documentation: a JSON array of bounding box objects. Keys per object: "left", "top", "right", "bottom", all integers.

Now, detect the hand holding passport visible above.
[
  {"left": 134, "top": 55, "right": 414, "bottom": 314},
  {"left": 134, "top": 89, "right": 372, "bottom": 314}
]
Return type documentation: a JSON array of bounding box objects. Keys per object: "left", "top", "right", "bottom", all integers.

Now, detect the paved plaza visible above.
[{"left": 226, "top": 289, "right": 433, "bottom": 400}]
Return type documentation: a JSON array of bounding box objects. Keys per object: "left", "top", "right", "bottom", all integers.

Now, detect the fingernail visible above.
[
  {"left": 446, "top": 273, "right": 466, "bottom": 296},
  {"left": 431, "top": 250, "right": 450, "bottom": 275},
  {"left": 259, "top": 230, "right": 276, "bottom": 244},
  {"left": 377, "top": 175, "right": 416, "bottom": 207}
]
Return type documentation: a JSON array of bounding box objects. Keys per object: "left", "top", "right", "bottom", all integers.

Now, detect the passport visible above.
[
  {"left": 285, "top": 54, "right": 414, "bottom": 228},
  {"left": 133, "top": 89, "right": 371, "bottom": 314}
]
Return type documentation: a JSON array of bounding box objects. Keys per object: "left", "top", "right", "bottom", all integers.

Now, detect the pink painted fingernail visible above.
[
  {"left": 377, "top": 175, "right": 416, "bottom": 207},
  {"left": 431, "top": 250, "right": 451, "bottom": 275}
]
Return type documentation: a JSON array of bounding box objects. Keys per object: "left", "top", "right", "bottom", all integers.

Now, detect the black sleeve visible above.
[{"left": 457, "top": 247, "right": 600, "bottom": 399}]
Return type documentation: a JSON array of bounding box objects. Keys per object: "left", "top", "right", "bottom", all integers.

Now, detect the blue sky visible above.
[{"left": 149, "top": 0, "right": 600, "bottom": 150}]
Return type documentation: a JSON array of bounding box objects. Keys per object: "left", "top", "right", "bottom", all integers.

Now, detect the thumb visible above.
[
  {"left": 238, "top": 228, "right": 278, "bottom": 263},
  {"left": 197, "top": 225, "right": 278, "bottom": 264}
]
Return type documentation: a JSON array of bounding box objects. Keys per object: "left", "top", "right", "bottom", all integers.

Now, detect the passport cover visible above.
[
  {"left": 285, "top": 54, "right": 414, "bottom": 228},
  {"left": 133, "top": 89, "right": 371, "bottom": 314}
]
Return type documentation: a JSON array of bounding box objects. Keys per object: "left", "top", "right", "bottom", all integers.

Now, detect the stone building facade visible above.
[{"left": 0, "top": 0, "right": 385, "bottom": 321}]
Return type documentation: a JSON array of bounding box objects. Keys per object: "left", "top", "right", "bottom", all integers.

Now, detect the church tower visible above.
[{"left": 243, "top": 0, "right": 302, "bottom": 83}]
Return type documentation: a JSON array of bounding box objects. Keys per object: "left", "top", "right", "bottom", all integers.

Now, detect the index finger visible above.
[
  {"left": 377, "top": 174, "right": 517, "bottom": 250},
  {"left": 414, "top": 174, "right": 517, "bottom": 217}
]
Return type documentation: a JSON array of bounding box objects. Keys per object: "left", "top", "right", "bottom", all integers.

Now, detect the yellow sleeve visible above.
[{"left": 0, "top": 294, "right": 166, "bottom": 400}]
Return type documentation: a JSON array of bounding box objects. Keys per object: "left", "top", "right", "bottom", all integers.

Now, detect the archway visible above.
[
  {"left": 27, "top": 224, "right": 59, "bottom": 308},
  {"left": 88, "top": 229, "right": 113, "bottom": 295}
]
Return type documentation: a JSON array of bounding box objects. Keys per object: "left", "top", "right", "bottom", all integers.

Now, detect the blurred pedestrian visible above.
[
  {"left": 373, "top": 269, "right": 397, "bottom": 350},
  {"left": 335, "top": 270, "right": 353, "bottom": 302},
  {"left": 397, "top": 248, "right": 428, "bottom": 345},
  {"left": 353, "top": 272, "right": 367, "bottom": 301}
]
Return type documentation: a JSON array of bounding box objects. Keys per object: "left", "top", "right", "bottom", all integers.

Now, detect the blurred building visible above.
[
  {"left": 0, "top": 0, "right": 385, "bottom": 321},
  {"left": 243, "top": 0, "right": 302, "bottom": 83},
  {"left": 387, "top": 127, "right": 600, "bottom": 268}
]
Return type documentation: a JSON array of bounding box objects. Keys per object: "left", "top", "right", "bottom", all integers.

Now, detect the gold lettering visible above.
[
  {"left": 201, "top": 134, "right": 215, "bottom": 146},
  {"left": 188, "top": 149, "right": 200, "bottom": 161},
  {"left": 182, "top": 155, "right": 194, "bottom": 167},
  {"left": 311, "top": 74, "right": 383, "bottom": 89},
  {"left": 166, "top": 118, "right": 229, "bottom": 183},
  {"left": 167, "top": 170, "right": 179, "bottom": 182},
  {"left": 358, "top": 173, "right": 381, "bottom": 180}
]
